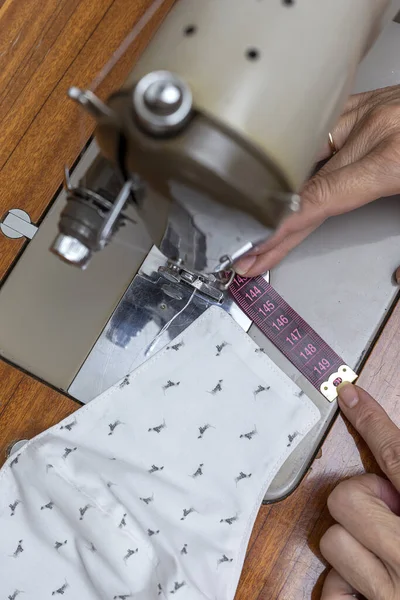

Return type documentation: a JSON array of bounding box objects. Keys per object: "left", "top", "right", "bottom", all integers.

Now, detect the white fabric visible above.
[{"left": 0, "top": 307, "right": 320, "bottom": 600}]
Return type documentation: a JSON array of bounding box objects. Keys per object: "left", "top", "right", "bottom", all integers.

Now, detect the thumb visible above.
[
  {"left": 337, "top": 384, "right": 400, "bottom": 492},
  {"left": 396, "top": 266, "right": 400, "bottom": 285},
  {"left": 321, "top": 569, "right": 362, "bottom": 599}
]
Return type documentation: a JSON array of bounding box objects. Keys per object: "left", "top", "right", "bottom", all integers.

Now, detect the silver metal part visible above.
[
  {"left": 1, "top": 209, "right": 38, "bottom": 240},
  {"left": 321, "top": 365, "right": 358, "bottom": 402},
  {"left": 50, "top": 173, "right": 134, "bottom": 269},
  {"left": 69, "top": 245, "right": 253, "bottom": 402},
  {"left": 145, "top": 81, "right": 182, "bottom": 112},
  {"left": 51, "top": 234, "right": 92, "bottom": 268},
  {"left": 7, "top": 439, "right": 29, "bottom": 457},
  {"left": 133, "top": 70, "right": 193, "bottom": 135},
  {"left": 98, "top": 180, "right": 133, "bottom": 241},
  {"left": 68, "top": 87, "right": 115, "bottom": 121},
  {"left": 158, "top": 262, "right": 225, "bottom": 302}
]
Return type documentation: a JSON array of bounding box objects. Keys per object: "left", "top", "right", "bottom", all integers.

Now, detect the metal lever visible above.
[
  {"left": 98, "top": 180, "right": 133, "bottom": 243},
  {"left": 50, "top": 177, "right": 135, "bottom": 269},
  {"left": 68, "top": 87, "right": 115, "bottom": 122}
]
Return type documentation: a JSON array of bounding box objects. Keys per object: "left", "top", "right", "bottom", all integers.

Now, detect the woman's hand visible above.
[
  {"left": 320, "top": 384, "right": 400, "bottom": 600},
  {"left": 235, "top": 85, "right": 400, "bottom": 278}
]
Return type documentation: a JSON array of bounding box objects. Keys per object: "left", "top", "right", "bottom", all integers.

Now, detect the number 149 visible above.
[{"left": 314, "top": 358, "right": 330, "bottom": 376}]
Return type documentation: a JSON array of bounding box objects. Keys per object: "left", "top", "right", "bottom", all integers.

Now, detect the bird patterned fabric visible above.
[{"left": 0, "top": 307, "right": 320, "bottom": 599}]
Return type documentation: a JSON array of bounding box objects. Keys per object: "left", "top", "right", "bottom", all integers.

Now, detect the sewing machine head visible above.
[
  {"left": 51, "top": 62, "right": 299, "bottom": 282},
  {"left": 50, "top": 0, "right": 397, "bottom": 285},
  {"left": 51, "top": 71, "right": 297, "bottom": 282}
]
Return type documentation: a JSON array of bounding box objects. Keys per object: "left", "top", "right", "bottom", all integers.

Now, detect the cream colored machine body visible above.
[{"left": 52, "top": 0, "right": 399, "bottom": 281}]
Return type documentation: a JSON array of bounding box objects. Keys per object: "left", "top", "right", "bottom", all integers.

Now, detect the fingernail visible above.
[
  {"left": 337, "top": 383, "right": 359, "bottom": 408},
  {"left": 235, "top": 255, "right": 257, "bottom": 276}
]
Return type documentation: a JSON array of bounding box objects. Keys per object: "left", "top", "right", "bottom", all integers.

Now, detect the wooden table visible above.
[{"left": 0, "top": 2, "right": 399, "bottom": 598}]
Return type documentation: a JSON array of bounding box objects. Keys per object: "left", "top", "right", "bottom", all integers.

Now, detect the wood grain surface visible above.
[
  {"left": 0, "top": 2, "right": 399, "bottom": 599},
  {"left": 0, "top": 361, "right": 77, "bottom": 460}
]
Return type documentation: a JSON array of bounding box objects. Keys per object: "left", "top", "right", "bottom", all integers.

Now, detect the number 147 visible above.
[{"left": 286, "top": 328, "right": 301, "bottom": 345}]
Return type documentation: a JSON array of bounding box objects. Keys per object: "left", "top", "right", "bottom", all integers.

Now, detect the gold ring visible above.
[{"left": 328, "top": 132, "right": 338, "bottom": 156}]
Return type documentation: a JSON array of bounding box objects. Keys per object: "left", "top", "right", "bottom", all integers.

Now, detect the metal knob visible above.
[
  {"left": 50, "top": 234, "right": 92, "bottom": 269},
  {"left": 144, "top": 81, "right": 183, "bottom": 115},
  {"left": 133, "top": 70, "right": 193, "bottom": 136}
]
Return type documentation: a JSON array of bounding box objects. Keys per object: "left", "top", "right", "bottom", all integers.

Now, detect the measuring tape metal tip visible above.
[{"left": 321, "top": 365, "right": 358, "bottom": 402}]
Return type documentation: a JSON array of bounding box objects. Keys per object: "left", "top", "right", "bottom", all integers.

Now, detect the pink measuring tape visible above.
[{"left": 230, "top": 275, "right": 357, "bottom": 402}]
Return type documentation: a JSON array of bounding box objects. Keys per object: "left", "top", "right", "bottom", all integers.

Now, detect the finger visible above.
[
  {"left": 319, "top": 85, "right": 400, "bottom": 161},
  {"left": 303, "top": 143, "right": 400, "bottom": 220},
  {"left": 320, "top": 524, "right": 392, "bottom": 600},
  {"left": 234, "top": 191, "right": 330, "bottom": 276},
  {"left": 317, "top": 109, "right": 361, "bottom": 162},
  {"left": 342, "top": 86, "right": 400, "bottom": 115},
  {"left": 338, "top": 384, "right": 400, "bottom": 493},
  {"left": 316, "top": 88, "right": 377, "bottom": 162},
  {"left": 396, "top": 266, "right": 400, "bottom": 285},
  {"left": 235, "top": 145, "right": 380, "bottom": 276},
  {"left": 361, "top": 474, "right": 400, "bottom": 516},
  {"left": 343, "top": 90, "right": 376, "bottom": 114},
  {"left": 327, "top": 473, "right": 400, "bottom": 567},
  {"left": 239, "top": 209, "right": 312, "bottom": 259},
  {"left": 318, "top": 107, "right": 400, "bottom": 177},
  {"left": 332, "top": 473, "right": 400, "bottom": 518},
  {"left": 252, "top": 136, "right": 400, "bottom": 275},
  {"left": 235, "top": 224, "right": 317, "bottom": 277},
  {"left": 236, "top": 138, "right": 400, "bottom": 276},
  {"left": 321, "top": 569, "right": 360, "bottom": 599},
  {"left": 316, "top": 125, "right": 374, "bottom": 175}
]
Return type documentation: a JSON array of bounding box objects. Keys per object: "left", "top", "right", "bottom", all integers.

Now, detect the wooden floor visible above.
[{"left": 0, "top": 2, "right": 399, "bottom": 598}]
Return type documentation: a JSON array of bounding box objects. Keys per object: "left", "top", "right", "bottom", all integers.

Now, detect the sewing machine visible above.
[{"left": 1, "top": 0, "right": 400, "bottom": 501}]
